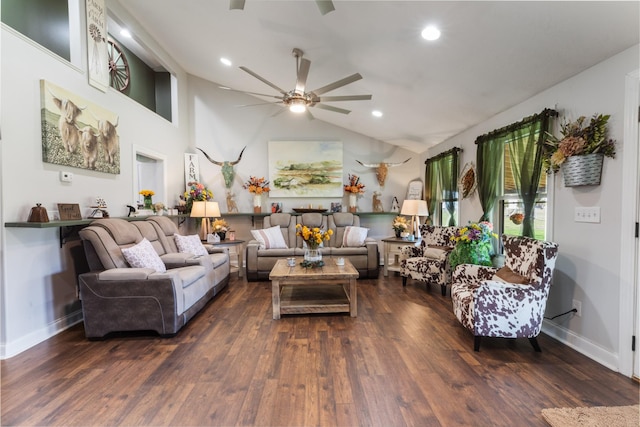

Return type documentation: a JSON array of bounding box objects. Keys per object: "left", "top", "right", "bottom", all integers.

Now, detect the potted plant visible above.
[
  {"left": 449, "top": 222, "right": 498, "bottom": 271},
  {"left": 543, "top": 114, "right": 616, "bottom": 186},
  {"left": 183, "top": 181, "right": 213, "bottom": 213},
  {"left": 392, "top": 216, "right": 409, "bottom": 238}
]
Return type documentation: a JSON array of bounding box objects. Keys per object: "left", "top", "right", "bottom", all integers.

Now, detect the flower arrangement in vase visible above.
[
  {"left": 392, "top": 216, "right": 409, "bottom": 238},
  {"left": 183, "top": 181, "right": 213, "bottom": 213},
  {"left": 344, "top": 174, "right": 365, "bottom": 213},
  {"left": 449, "top": 221, "right": 498, "bottom": 271},
  {"left": 152, "top": 202, "right": 167, "bottom": 215},
  {"left": 296, "top": 224, "right": 333, "bottom": 267},
  {"left": 243, "top": 176, "right": 270, "bottom": 213},
  {"left": 543, "top": 114, "right": 615, "bottom": 186},
  {"left": 212, "top": 218, "right": 229, "bottom": 240},
  {"left": 139, "top": 189, "right": 155, "bottom": 209}
]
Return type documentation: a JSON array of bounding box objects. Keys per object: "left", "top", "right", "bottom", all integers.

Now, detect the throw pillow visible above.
[
  {"left": 492, "top": 266, "right": 530, "bottom": 284},
  {"left": 174, "top": 234, "right": 208, "bottom": 257},
  {"left": 422, "top": 247, "right": 448, "bottom": 260},
  {"left": 251, "top": 225, "right": 288, "bottom": 249},
  {"left": 342, "top": 226, "right": 369, "bottom": 247},
  {"left": 121, "top": 238, "right": 166, "bottom": 273},
  {"left": 428, "top": 245, "right": 454, "bottom": 252}
]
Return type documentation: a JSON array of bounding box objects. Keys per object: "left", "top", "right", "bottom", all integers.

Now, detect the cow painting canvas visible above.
[{"left": 40, "top": 80, "right": 120, "bottom": 174}]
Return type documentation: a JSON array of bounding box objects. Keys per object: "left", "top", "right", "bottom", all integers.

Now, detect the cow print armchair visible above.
[
  {"left": 450, "top": 235, "right": 559, "bottom": 352},
  {"left": 400, "top": 225, "right": 461, "bottom": 296}
]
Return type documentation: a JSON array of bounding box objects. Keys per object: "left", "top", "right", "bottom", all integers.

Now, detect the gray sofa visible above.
[
  {"left": 78, "top": 217, "right": 230, "bottom": 339},
  {"left": 245, "top": 212, "right": 379, "bottom": 281}
]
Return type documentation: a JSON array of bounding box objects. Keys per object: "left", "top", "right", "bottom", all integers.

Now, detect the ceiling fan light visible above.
[
  {"left": 421, "top": 25, "right": 441, "bottom": 41},
  {"left": 289, "top": 99, "right": 307, "bottom": 113}
]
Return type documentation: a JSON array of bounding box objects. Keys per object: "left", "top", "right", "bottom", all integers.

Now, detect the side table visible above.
[
  {"left": 207, "top": 239, "right": 245, "bottom": 277},
  {"left": 381, "top": 237, "right": 421, "bottom": 277}
]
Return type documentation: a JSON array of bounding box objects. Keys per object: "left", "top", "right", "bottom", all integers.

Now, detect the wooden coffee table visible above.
[{"left": 269, "top": 257, "right": 359, "bottom": 319}]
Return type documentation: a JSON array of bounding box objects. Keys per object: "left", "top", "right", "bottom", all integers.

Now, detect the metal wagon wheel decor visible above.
[{"left": 107, "top": 39, "right": 130, "bottom": 92}]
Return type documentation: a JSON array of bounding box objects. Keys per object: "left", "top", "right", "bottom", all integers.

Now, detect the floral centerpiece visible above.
[
  {"left": 543, "top": 114, "right": 616, "bottom": 178},
  {"left": 392, "top": 216, "right": 410, "bottom": 238},
  {"left": 183, "top": 181, "right": 213, "bottom": 213},
  {"left": 449, "top": 221, "right": 498, "bottom": 271},
  {"left": 243, "top": 176, "right": 270, "bottom": 213},
  {"left": 344, "top": 174, "right": 365, "bottom": 212},
  {"left": 152, "top": 202, "right": 167, "bottom": 215},
  {"left": 296, "top": 224, "right": 333, "bottom": 266},
  {"left": 211, "top": 218, "right": 229, "bottom": 240},
  {"left": 139, "top": 189, "right": 155, "bottom": 209}
]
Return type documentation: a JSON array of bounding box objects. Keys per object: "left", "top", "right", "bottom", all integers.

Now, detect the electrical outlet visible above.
[
  {"left": 572, "top": 299, "right": 582, "bottom": 317},
  {"left": 60, "top": 171, "right": 73, "bottom": 183}
]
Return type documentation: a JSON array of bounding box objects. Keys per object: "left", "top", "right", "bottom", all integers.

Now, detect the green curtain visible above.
[
  {"left": 424, "top": 160, "right": 439, "bottom": 225},
  {"left": 438, "top": 151, "right": 460, "bottom": 226},
  {"left": 476, "top": 137, "right": 504, "bottom": 222}
]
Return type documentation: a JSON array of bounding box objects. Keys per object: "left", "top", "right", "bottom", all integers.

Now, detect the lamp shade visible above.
[
  {"left": 190, "top": 201, "right": 221, "bottom": 218},
  {"left": 400, "top": 199, "right": 429, "bottom": 217}
]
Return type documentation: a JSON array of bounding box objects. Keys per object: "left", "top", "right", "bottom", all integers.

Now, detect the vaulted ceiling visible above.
[{"left": 114, "top": 1, "right": 639, "bottom": 153}]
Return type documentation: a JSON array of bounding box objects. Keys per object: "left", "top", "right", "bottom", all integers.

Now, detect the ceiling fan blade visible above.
[
  {"left": 295, "top": 58, "right": 311, "bottom": 94},
  {"left": 305, "top": 109, "right": 315, "bottom": 120},
  {"left": 316, "top": 0, "right": 335, "bottom": 15},
  {"left": 230, "top": 0, "right": 245, "bottom": 10},
  {"left": 237, "top": 101, "right": 284, "bottom": 107},
  {"left": 271, "top": 106, "right": 287, "bottom": 117},
  {"left": 311, "top": 73, "right": 363, "bottom": 96},
  {"left": 317, "top": 95, "right": 372, "bottom": 102},
  {"left": 313, "top": 103, "right": 351, "bottom": 115},
  {"left": 239, "top": 66, "right": 287, "bottom": 95},
  {"left": 219, "top": 86, "right": 283, "bottom": 100}
]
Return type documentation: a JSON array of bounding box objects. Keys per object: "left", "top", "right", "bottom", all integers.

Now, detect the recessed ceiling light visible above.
[
  {"left": 421, "top": 25, "right": 441, "bottom": 41},
  {"left": 220, "top": 57, "right": 232, "bottom": 66},
  {"left": 372, "top": 110, "right": 383, "bottom": 118},
  {"left": 120, "top": 29, "right": 132, "bottom": 38}
]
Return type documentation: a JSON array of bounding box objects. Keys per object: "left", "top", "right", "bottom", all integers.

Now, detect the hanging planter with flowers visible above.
[{"left": 543, "top": 114, "right": 616, "bottom": 187}]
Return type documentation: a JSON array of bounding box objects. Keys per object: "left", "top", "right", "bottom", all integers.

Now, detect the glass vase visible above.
[
  {"left": 143, "top": 195, "right": 153, "bottom": 209},
  {"left": 304, "top": 247, "right": 322, "bottom": 262}
]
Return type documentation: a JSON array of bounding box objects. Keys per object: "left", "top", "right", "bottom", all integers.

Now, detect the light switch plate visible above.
[{"left": 574, "top": 207, "right": 600, "bottom": 223}]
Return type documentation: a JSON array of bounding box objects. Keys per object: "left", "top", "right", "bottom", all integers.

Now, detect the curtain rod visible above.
[
  {"left": 475, "top": 108, "right": 558, "bottom": 145},
  {"left": 425, "top": 147, "right": 462, "bottom": 164}
]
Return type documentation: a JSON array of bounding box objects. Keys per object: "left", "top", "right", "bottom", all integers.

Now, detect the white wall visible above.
[{"left": 425, "top": 45, "right": 639, "bottom": 371}]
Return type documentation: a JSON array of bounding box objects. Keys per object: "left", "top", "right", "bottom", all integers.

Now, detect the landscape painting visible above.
[
  {"left": 40, "top": 80, "right": 120, "bottom": 174},
  {"left": 268, "top": 141, "right": 343, "bottom": 197}
]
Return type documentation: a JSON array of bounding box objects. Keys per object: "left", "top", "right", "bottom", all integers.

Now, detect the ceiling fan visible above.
[
  {"left": 230, "top": 0, "right": 335, "bottom": 16},
  {"left": 223, "top": 48, "right": 372, "bottom": 118}
]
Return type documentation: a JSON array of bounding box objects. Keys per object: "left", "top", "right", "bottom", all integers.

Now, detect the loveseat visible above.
[
  {"left": 77, "top": 217, "right": 230, "bottom": 338},
  {"left": 245, "top": 212, "right": 379, "bottom": 281}
]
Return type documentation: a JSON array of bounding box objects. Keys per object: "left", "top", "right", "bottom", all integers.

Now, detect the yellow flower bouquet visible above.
[{"left": 295, "top": 224, "right": 333, "bottom": 249}]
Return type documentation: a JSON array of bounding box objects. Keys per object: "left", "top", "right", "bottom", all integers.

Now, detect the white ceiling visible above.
[{"left": 114, "top": 1, "right": 639, "bottom": 153}]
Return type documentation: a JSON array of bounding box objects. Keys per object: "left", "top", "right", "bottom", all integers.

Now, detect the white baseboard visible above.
[
  {"left": 542, "top": 320, "right": 619, "bottom": 372},
  {"left": 0, "top": 310, "right": 83, "bottom": 360}
]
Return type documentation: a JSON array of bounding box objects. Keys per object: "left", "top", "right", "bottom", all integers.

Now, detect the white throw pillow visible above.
[
  {"left": 251, "top": 225, "right": 288, "bottom": 249},
  {"left": 423, "top": 247, "right": 448, "bottom": 260},
  {"left": 342, "top": 226, "right": 369, "bottom": 247},
  {"left": 174, "top": 234, "right": 208, "bottom": 256},
  {"left": 121, "top": 238, "right": 166, "bottom": 273}
]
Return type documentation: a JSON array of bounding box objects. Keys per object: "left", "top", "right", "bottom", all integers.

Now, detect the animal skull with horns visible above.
[
  {"left": 356, "top": 158, "right": 411, "bottom": 186},
  {"left": 197, "top": 146, "right": 246, "bottom": 189}
]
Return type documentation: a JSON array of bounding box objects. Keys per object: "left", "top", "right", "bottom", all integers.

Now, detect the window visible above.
[{"left": 425, "top": 148, "right": 461, "bottom": 226}]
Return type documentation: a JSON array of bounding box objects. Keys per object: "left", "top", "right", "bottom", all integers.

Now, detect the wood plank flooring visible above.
[{"left": 2, "top": 273, "right": 638, "bottom": 426}]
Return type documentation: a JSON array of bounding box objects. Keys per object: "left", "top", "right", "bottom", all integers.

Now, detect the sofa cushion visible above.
[
  {"left": 174, "top": 234, "right": 208, "bottom": 256},
  {"left": 423, "top": 247, "right": 449, "bottom": 260},
  {"left": 492, "top": 266, "right": 530, "bottom": 284},
  {"left": 121, "top": 238, "right": 167, "bottom": 273},
  {"left": 342, "top": 226, "right": 369, "bottom": 247},
  {"left": 251, "top": 225, "right": 288, "bottom": 249}
]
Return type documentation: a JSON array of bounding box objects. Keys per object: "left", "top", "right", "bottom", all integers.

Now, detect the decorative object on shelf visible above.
[
  {"left": 184, "top": 181, "right": 214, "bottom": 214},
  {"left": 458, "top": 162, "right": 477, "bottom": 199},
  {"left": 390, "top": 196, "right": 400, "bottom": 212},
  {"left": 344, "top": 173, "right": 365, "bottom": 213},
  {"left": 392, "top": 215, "right": 410, "bottom": 238},
  {"left": 184, "top": 153, "right": 200, "bottom": 188},
  {"left": 292, "top": 208, "right": 327, "bottom": 213},
  {"left": 197, "top": 146, "right": 246, "bottom": 189},
  {"left": 372, "top": 191, "right": 384, "bottom": 212},
  {"left": 225, "top": 191, "right": 239, "bottom": 213},
  {"left": 139, "top": 189, "right": 154, "bottom": 209},
  {"left": 400, "top": 199, "right": 429, "bottom": 238},
  {"left": 89, "top": 197, "right": 109, "bottom": 218},
  {"left": 153, "top": 203, "right": 166, "bottom": 216},
  {"left": 212, "top": 218, "right": 229, "bottom": 240},
  {"left": 243, "top": 176, "right": 270, "bottom": 213},
  {"left": 271, "top": 202, "right": 283, "bottom": 213},
  {"left": 57, "top": 203, "right": 82, "bottom": 221},
  {"left": 509, "top": 212, "right": 525, "bottom": 225},
  {"left": 543, "top": 113, "right": 616, "bottom": 187},
  {"left": 28, "top": 203, "right": 50, "bottom": 223},
  {"left": 355, "top": 157, "right": 411, "bottom": 186},
  {"left": 405, "top": 180, "right": 423, "bottom": 200},
  {"left": 449, "top": 221, "right": 497, "bottom": 271},
  {"left": 296, "top": 223, "right": 333, "bottom": 263},
  {"left": 330, "top": 202, "right": 342, "bottom": 213},
  {"left": 190, "top": 201, "right": 221, "bottom": 241}
]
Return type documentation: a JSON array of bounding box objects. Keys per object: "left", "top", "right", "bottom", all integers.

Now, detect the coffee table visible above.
[{"left": 269, "top": 257, "right": 359, "bottom": 319}]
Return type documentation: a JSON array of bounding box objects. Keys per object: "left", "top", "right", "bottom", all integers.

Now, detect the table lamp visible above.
[
  {"left": 400, "top": 199, "right": 429, "bottom": 238},
  {"left": 190, "top": 201, "right": 221, "bottom": 240}
]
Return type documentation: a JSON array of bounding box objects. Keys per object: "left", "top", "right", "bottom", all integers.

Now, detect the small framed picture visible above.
[
  {"left": 57, "top": 203, "right": 82, "bottom": 220},
  {"left": 331, "top": 202, "right": 342, "bottom": 213},
  {"left": 271, "top": 202, "right": 283, "bottom": 213}
]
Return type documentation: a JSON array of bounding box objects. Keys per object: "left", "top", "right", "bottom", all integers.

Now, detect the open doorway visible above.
[{"left": 132, "top": 145, "right": 167, "bottom": 210}]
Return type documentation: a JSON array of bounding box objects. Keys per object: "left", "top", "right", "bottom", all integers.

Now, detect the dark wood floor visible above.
[{"left": 2, "top": 273, "right": 638, "bottom": 426}]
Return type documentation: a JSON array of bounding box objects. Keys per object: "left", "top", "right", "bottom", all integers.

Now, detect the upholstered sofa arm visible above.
[
  {"left": 203, "top": 244, "right": 229, "bottom": 255},
  {"left": 474, "top": 281, "right": 543, "bottom": 338},
  {"left": 452, "top": 264, "right": 497, "bottom": 284},
  {"left": 401, "top": 245, "right": 423, "bottom": 259}
]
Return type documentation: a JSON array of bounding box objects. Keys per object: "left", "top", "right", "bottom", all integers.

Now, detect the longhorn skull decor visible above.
[
  {"left": 356, "top": 158, "right": 411, "bottom": 186},
  {"left": 197, "top": 146, "right": 246, "bottom": 189}
]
